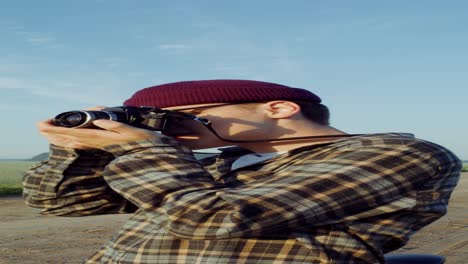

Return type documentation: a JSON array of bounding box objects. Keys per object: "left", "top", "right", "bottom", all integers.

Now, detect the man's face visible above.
[{"left": 163, "top": 103, "right": 270, "bottom": 150}]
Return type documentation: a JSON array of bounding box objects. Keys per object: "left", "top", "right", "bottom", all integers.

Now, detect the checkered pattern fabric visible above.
[{"left": 23, "top": 133, "right": 461, "bottom": 263}]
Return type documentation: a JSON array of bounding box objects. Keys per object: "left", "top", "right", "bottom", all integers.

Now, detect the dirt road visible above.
[{"left": 1, "top": 173, "right": 467, "bottom": 264}]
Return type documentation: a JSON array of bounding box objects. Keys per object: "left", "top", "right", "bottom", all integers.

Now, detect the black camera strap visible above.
[{"left": 198, "top": 120, "right": 363, "bottom": 143}]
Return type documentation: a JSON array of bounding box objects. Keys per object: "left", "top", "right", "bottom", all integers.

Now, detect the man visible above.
[{"left": 23, "top": 79, "right": 461, "bottom": 263}]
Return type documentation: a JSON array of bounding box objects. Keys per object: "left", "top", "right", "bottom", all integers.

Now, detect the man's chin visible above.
[
  {"left": 175, "top": 137, "right": 228, "bottom": 150},
  {"left": 174, "top": 136, "right": 205, "bottom": 149},
  {"left": 175, "top": 135, "right": 201, "bottom": 140}
]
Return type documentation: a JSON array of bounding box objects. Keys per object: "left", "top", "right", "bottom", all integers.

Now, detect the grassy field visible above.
[{"left": 0, "top": 161, "right": 37, "bottom": 195}]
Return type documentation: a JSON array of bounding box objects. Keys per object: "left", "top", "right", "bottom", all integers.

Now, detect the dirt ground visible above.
[{"left": 1, "top": 173, "right": 467, "bottom": 264}]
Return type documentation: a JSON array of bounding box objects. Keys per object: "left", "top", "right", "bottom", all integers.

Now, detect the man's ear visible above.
[{"left": 264, "top": 101, "right": 301, "bottom": 119}]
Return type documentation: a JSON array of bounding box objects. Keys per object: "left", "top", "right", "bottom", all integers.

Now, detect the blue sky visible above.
[{"left": 1, "top": 0, "right": 467, "bottom": 159}]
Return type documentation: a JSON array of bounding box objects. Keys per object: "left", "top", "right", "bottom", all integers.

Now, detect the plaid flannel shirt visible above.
[{"left": 23, "top": 133, "right": 462, "bottom": 263}]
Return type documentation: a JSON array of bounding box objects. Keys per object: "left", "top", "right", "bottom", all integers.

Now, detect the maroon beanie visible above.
[{"left": 123, "top": 79, "right": 321, "bottom": 108}]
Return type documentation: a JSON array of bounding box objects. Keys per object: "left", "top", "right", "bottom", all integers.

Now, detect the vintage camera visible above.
[{"left": 53, "top": 106, "right": 211, "bottom": 132}]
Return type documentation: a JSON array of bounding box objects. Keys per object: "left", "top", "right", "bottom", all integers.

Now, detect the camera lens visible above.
[
  {"left": 54, "top": 110, "right": 119, "bottom": 128},
  {"left": 64, "top": 113, "right": 84, "bottom": 127},
  {"left": 54, "top": 111, "right": 92, "bottom": 127}
]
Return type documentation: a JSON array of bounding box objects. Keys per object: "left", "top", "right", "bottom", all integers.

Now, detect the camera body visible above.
[{"left": 53, "top": 106, "right": 209, "bottom": 132}]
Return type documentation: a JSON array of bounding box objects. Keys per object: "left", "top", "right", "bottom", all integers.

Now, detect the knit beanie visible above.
[{"left": 123, "top": 79, "right": 321, "bottom": 108}]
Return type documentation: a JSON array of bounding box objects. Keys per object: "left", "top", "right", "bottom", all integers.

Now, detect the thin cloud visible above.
[
  {"left": 208, "top": 64, "right": 250, "bottom": 77},
  {"left": 0, "top": 76, "right": 125, "bottom": 106},
  {"left": 25, "top": 36, "right": 55, "bottom": 45},
  {"left": 12, "top": 28, "right": 61, "bottom": 48},
  {"left": 0, "top": 77, "right": 41, "bottom": 90},
  {"left": 101, "top": 57, "right": 127, "bottom": 68},
  {"left": 158, "top": 44, "right": 192, "bottom": 50}
]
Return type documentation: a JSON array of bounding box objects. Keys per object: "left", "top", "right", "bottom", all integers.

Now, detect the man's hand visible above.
[{"left": 37, "top": 115, "right": 159, "bottom": 150}]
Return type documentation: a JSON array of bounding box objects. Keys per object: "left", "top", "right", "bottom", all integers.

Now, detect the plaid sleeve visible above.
[
  {"left": 101, "top": 136, "right": 458, "bottom": 240},
  {"left": 22, "top": 145, "right": 136, "bottom": 216}
]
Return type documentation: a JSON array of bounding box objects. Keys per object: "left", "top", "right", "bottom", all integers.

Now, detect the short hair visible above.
[
  {"left": 294, "top": 101, "right": 330, "bottom": 126},
  {"left": 238, "top": 101, "right": 330, "bottom": 126}
]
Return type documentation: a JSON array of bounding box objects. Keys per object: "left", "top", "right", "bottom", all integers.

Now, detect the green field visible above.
[{"left": 0, "top": 161, "right": 37, "bottom": 195}]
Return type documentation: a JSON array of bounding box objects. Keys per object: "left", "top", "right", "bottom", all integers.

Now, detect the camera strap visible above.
[{"left": 199, "top": 121, "right": 363, "bottom": 143}]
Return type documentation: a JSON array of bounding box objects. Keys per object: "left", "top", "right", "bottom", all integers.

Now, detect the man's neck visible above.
[{"left": 238, "top": 127, "right": 348, "bottom": 153}]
